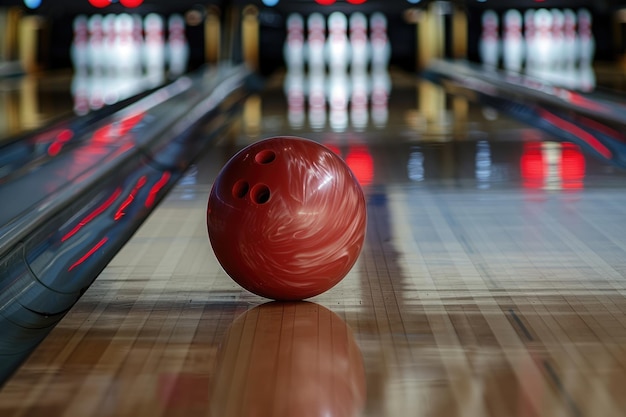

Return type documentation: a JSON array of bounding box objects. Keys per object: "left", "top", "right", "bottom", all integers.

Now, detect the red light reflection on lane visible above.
[
  {"left": 118, "top": 112, "right": 145, "bottom": 135},
  {"left": 345, "top": 145, "right": 374, "bottom": 186},
  {"left": 62, "top": 187, "right": 123, "bottom": 242},
  {"left": 576, "top": 114, "right": 626, "bottom": 143},
  {"left": 322, "top": 143, "right": 374, "bottom": 186},
  {"left": 92, "top": 112, "right": 145, "bottom": 144},
  {"left": 521, "top": 141, "right": 585, "bottom": 190},
  {"left": 539, "top": 109, "right": 612, "bottom": 159},
  {"left": 48, "top": 129, "right": 75, "bottom": 156},
  {"left": 93, "top": 125, "right": 115, "bottom": 143},
  {"left": 145, "top": 172, "right": 171, "bottom": 208},
  {"left": 114, "top": 176, "right": 147, "bottom": 220},
  {"left": 560, "top": 142, "right": 585, "bottom": 190},
  {"left": 521, "top": 142, "right": 545, "bottom": 189},
  {"left": 68, "top": 236, "right": 108, "bottom": 271},
  {"left": 557, "top": 89, "right": 607, "bottom": 113}
]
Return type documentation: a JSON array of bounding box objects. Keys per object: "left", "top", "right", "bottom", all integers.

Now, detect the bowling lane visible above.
[
  {"left": 0, "top": 71, "right": 75, "bottom": 143},
  {"left": 0, "top": 68, "right": 167, "bottom": 146},
  {"left": 2, "top": 70, "right": 626, "bottom": 417}
]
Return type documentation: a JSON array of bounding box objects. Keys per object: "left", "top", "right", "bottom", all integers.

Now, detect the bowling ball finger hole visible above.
[
  {"left": 232, "top": 180, "right": 249, "bottom": 198},
  {"left": 254, "top": 150, "right": 276, "bottom": 164},
  {"left": 251, "top": 184, "right": 271, "bottom": 204}
]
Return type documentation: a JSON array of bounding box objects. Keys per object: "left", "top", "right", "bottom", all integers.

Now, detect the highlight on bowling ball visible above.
[{"left": 207, "top": 136, "right": 367, "bottom": 300}]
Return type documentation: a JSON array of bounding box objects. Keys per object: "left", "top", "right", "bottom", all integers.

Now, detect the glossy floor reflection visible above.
[
  {"left": 1, "top": 72, "right": 626, "bottom": 417},
  {"left": 210, "top": 302, "right": 365, "bottom": 417}
]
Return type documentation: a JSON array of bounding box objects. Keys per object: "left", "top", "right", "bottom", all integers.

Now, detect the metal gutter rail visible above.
[
  {"left": 423, "top": 59, "right": 626, "bottom": 169},
  {"left": 0, "top": 63, "right": 253, "bottom": 384}
]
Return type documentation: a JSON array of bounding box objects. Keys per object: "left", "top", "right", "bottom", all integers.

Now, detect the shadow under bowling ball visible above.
[{"left": 210, "top": 301, "right": 366, "bottom": 417}]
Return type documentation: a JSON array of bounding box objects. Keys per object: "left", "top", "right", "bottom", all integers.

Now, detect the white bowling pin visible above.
[
  {"left": 132, "top": 14, "right": 145, "bottom": 74},
  {"left": 144, "top": 13, "right": 166, "bottom": 84},
  {"left": 114, "top": 14, "right": 139, "bottom": 75},
  {"left": 479, "top": 10, "right": 500, "bottom": 69},
  {"left": 578, "top": 8, "right": 595, "bottom": 66},
  {"left": 306, "top": 13, "right": 326, "bottom": 73},
  {"left": 167, "top": 14, "right": 189, "bottom": 77},
  {"left": 578, "top": 8, "right": 595, "bottom": 91},
  {"left": 70, "top": 15, "right": 89, "bottom": 74},
  {"left": 562, "top": 9, "right": 580, "bottom": 88},
  {"left": 370, "top": 12, "right": 391, "bottom": 71},
  {"left": 503, "top": 9, "right": 524, "bottom": 73},
  {"left": 283, "top": 13, "right": 305, "bottom": 73},
  {"left": 326, "top": 12, "right": 351, "bottom": 74},
  {"left": 102, "top": 14, "right": 117, "bottom": 75},
  {"left": 550, "top": 9, "right": 565, "bottom": 73},
  {"left": 349, "top": 12, "right": 370, "bottom": 73},
  {"left": 533, "top": 9, "right": 553, "bottom": 79},
  {"left": 88, "top": 14, "right": 105, "bottom": 75}
]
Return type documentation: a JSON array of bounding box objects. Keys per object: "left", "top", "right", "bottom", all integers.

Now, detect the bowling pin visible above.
[
  {"left": 306, "top": 13, "right": 326, "bottom": 73},
  {"left": 167, "top": 14, "right": 189, "bottom": 78},
  {"left": 132, "top": 14, "right": 145, "bottom": 74},
  {"left": 578, "top": 8, "right": 595, "bottom": 91},
  {"left": 370, "top": 12, "right": 391, "bottom": 71},
  {"left": 550, "top": 9, "right": 565, "bottom": 75},
  {"left": 114, "top": 14, "right": 140, "bottom": 76},
  {"left": 70, "top": 15, "right": 89, "bottom": 75},
  {"left": 283, "top": 13, "right": 305, "bottom": 73},
  {"left": 479, "top": 10, "right": 500, "bottom": 69},
  {"left": 144, "top": 13, "right": 166, "bottom": 85},
  {"left": 326, "top": 12, "right": 351, "bottom": 74},
  {"left": 88, "top": 14, "right": 105, "bottom": 75},
  {"left": 533, "top": 9, "right": 554, "bottom": 80},
  {"left": 102, "top": 14, "right": 117, "bottom": 75},
  {"left": 349, "top": 12, "right": 370, "bottom": 73},
  {"left": 578, "top": 8, "right": 595, "bottom": 66},
  {"left": 562, "top": 9, "right": 580, "bottom": 89},
  {"left": 502, "top": 9, "right": 524, "bottom": 73}
]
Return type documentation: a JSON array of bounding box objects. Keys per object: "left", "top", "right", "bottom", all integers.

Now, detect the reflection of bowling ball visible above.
[
  {"left": 210, "top": 302, "right": 366, "bottom": 417},
  {"left": 207, "top": 136, "right": 367, "bottom": 300}
]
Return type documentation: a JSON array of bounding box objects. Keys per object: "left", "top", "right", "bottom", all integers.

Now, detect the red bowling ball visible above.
[{"left": 207, "top": 136, "right": 367, "bottom": 300}]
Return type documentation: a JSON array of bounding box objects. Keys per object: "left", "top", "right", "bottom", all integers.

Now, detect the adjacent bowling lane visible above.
[
  {"left": 0, "top": 72, "right": 75, "bottom": 143},
  {"left": 1, "top": 69, "right": 626, "bottom": 416},
  {"left": 0, "top": 69, "right": 165, "bottom": 146}
]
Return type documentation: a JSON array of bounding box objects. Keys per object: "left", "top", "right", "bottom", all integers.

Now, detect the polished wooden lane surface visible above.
[
  {"left": 1, "top": 73, "right": 626, "bottom": 417},
  {"left": 0, "top": 72, "right": 76, "bottom": 143}
]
